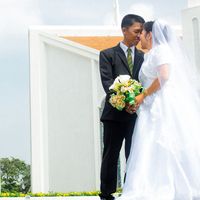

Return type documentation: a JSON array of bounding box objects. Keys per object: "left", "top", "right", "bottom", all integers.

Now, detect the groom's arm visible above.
[{"left": 99, "top": 50, "right": 114, "bottom": 94}]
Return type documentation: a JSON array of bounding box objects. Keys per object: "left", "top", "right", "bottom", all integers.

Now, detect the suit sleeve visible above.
[{"left": 99, "top": 51, "right": 114, "bottom": 94}]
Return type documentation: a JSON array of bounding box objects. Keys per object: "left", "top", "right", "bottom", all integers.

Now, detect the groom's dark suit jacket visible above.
[{"left": 100, "top": 43, "right": 144, "bottom": 122}]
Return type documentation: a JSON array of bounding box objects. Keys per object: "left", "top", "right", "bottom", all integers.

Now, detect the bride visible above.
[{"left": 117, "top": 20, "right": 200, "bottom": 200}]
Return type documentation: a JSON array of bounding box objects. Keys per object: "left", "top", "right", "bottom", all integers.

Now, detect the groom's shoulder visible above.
[
  {"left": 135, "top": 48, "right": 144, "bottom": 57},
  {"left": 100, "top": 44, "right": 119, "bottom": 55},
  {"left": 136, "top": 47, "right": 144, "bottom": 55}
]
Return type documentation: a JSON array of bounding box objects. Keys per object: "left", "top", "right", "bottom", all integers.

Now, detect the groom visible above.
[{"left": 99, "top": 14, "right": 145, "bottom": 200}]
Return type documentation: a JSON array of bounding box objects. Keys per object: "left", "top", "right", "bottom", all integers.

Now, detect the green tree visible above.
[{"left": 0, "top": 157, "right": 30, "bottom": 193}]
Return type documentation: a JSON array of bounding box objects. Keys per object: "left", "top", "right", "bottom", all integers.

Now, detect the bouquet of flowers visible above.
[{"left": 109, "top": 75, "right": 143, "bottom": 111}]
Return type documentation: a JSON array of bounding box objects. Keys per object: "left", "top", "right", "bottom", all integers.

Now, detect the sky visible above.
[{"left": 0, "top": 0, "right": 187, "bottom": 164}]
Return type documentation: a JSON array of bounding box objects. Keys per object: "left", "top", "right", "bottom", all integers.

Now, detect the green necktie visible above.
[{"left": 127, "top": 48, "right": 133, "bottom": 75}]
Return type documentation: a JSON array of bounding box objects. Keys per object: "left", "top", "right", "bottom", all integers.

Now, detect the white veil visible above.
[
  {"left": 152, "top": 20, "right": 200, "bottom": 93},
  {"left": 150, "top": 20, "right": 200, "bottom": 161}
]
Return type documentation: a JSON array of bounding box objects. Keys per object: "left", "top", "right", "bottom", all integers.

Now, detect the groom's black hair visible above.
[{"left": 121, "top": 14, "right": 145, "bottom": 29}]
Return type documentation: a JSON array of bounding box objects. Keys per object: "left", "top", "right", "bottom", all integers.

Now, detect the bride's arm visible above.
[
  {"left": 135, "top": 64, "right": 169, "bottom": 105},
  {"left": 135, "top": 78, "right": 160, "bottom": 105}
]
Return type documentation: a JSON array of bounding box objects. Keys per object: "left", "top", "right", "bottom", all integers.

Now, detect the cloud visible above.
[
  {"left": 103, "top": 12, "right": 116, "bottom": 25},
  {"left": 36, "top": 0, "right": 104, "bottom": 25},
  {"left": 126, "top": 3, "right": 155, "bottom": 21},
  {"left": 103, "top": 3, "right": 155, "bottom": 26},
  {"left": 0, "top": 0, "right": 43, "bottom": 162},
  {"left": 126, "top": 3, "right": 181, "bottom": 26},
  {"left": 0, "top": 0, "right": 43, "bottom": 36},
  {"left": 0, "top": 0, "right": 44, "bottom": 55}
]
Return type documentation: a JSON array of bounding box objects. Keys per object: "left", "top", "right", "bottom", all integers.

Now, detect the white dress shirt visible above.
[{"left": 120, "top": 42, "right": 135, "bottom": 64}]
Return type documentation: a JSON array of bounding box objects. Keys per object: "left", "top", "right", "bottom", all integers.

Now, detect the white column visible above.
[
  {"left": 29, "top": 30, "right": 49, "bottom": 193},
  {"left": 192, "top": 17, "right": 200, "bottom": 71},
  {"left": 91, "top": 59, "right": 102, "bottom": 189},
  {"left": 188, "top": 0, "right": 200, "bottom": 7},
  {"left": 113, "top": 0, "right": 120, "bottom": 26}
]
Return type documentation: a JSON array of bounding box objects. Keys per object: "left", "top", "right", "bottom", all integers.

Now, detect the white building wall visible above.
[
  {"left": 182, "top": 6, "right": 200, "bottom": 72},
  {"left": 29, "top": 27, "right": 125, "bottom": 193},
  {"left": 46, "top": 44, "right": 97, "bottom": 192},
  {"left": 188, "top": 0, "right": 200, "bottom": 7}
]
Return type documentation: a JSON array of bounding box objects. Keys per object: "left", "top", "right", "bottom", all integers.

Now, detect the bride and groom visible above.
[{"left": 99, "top": 14, "right": 200, "bottom": 200}]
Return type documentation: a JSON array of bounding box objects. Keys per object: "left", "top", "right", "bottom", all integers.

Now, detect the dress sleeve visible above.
[
  {"left": 152, "top": 45, "right": 172, "bottom": 85},
  {"left": 152, "top": 45, "right": 171, "bottom": 68}
]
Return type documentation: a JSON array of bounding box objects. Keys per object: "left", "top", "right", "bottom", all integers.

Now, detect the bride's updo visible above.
[
  {"left": 143, "top": 21, "right": 154, "bottom": 34},
  {"left": 143, "top": 20, "right": 172, "bottom": 46},
  {"left": 146, "top": 20, "right": 172, "bottom": 45}
]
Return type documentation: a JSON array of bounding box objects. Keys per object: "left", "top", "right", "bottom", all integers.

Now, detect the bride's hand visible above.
[{"left": 135, "top": 93, "right": 145, "bottom": 106}]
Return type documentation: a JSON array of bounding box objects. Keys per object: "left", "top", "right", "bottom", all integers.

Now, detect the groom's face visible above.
[{"left": 123, "top": 22, "right": 143, "bottom": 46}]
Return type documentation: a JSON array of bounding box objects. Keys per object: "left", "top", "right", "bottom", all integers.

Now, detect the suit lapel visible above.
[
  {"left": 114, "top": 44, "right": 132, "bottom": 76},
  {"left": 114, "top": 44, "right": 143, "bottom": 78}
]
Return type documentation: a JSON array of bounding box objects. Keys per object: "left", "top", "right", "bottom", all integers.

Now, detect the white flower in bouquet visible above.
[
  {"left": 109, "top": 75, "right": 131, "bottom": 90},
  {"left": 118, "top": 75, "right": 131, "bottom": 83},
  {"left": 121, "top": 86, "right": 134, "bottom": 93}
]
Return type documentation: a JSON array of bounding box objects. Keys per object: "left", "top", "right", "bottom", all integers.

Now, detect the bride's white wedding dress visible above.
[{"left": 117, "top": 20, "right": 200, "bottom": 200}]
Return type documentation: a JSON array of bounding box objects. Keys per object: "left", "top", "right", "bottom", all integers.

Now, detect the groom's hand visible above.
[{"left": 125, "top": 103, "right": 138, "bottom": 114}]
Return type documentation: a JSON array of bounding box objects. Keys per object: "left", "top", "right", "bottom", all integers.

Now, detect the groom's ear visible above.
[
  {"left": 122, "top": 27, "right": 127, "bottom": 34},
  {"left": 149, "top": 32, "right": 153, "bottom": 40}
]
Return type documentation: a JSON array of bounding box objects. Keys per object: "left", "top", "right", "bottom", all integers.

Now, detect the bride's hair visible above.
[
  {"left": 143, "top": 21, "right": 154, "bottom": 33},
  {"left": 144, "top": 20, "right": 172, "bottom": 45}
]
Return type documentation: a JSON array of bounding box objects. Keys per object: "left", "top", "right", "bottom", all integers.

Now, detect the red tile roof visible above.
[{"left": 63, "top": 36, "right": 145, "bottom": 52}]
